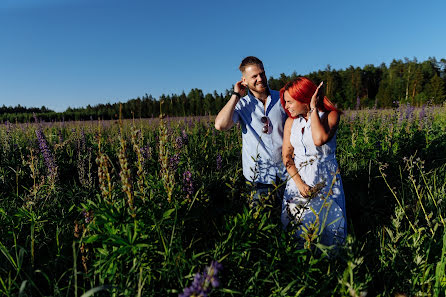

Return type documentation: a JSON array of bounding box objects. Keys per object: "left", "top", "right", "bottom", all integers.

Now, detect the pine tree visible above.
[{"left": 425, "top": 73, "right": 446, "bottom": 104}]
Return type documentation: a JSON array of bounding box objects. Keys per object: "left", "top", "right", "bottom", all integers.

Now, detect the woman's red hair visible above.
[{"left": 280, "top": 77, "right": 342, "bottom": 119}]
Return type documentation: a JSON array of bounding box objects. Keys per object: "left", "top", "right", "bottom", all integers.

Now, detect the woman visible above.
[{"left": 280, "top": 77, "right": 346, "bottom": 247}]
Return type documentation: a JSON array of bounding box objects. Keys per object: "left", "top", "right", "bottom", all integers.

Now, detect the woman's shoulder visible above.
[
  {"left": 284, "top": 116, "right": 295, "bottom": 130},
  {"left": 320, "top": 110, "right": 340, "bottom": 124},
  {"left": 285, "top": 116, "right": 295, "bottom": 125},
  {"left": 327, "top": 110, "right": 340, "bottom": 127}
]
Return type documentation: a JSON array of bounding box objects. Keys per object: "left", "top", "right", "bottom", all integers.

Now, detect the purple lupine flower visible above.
[
  {"left": 5, "top": 122, "right": 11, "bottom": 138},
  {"left": 175, "top": 135, "right": 184, "bottom": 150},
  {"left": 206, "top": 261, "right": 223, "bottom": 288},
  {"left": 419, "top": 104, "right": 426, "bottom": 119},
  {"left": 187, "top": 118, "right": 194, "bottom": 130},
  {"left": 58, "top": 129, "right": 64, "bottom": 144},
  {"left": 398, "top": 105, "right": 404, "bottom": 123},
  {"left": 80, "top": 129, "right": 86, "bottom": 151},
  {"left": 419, "top": 104, "right": 426, "bottom": 129},
  {"left": 349, "top": 111, "right": 356, "bottom": 123},
  {"left": 182, "top": 130, "right": 189, "bottom": 146},
  {"left": 140, "top": 145, "right": 151, "bottom": 166},
  {"left": 81, "top": 209, "right": 94, "bottom": 224},
  {"left": 5, "top": 121, "right": 11, "bottom": 133},
  {"left": 355, "top": 96, "right": 360, "bottom": 110},
  {"left": 183, "top": 171, "right": 194, "bottom": 199},
  {"left": 179, "top": 261, "right": 223, "bottom": 297},
  {"left": 216, "top": 154, "right": 222, "bottom": 171},
  {"left": 405, "top": 103, "right": 415, "bottom": 120},
  {"left": 36, "top": 128, "right": 57, "bottom": 178},
  {"left": 169, "top": 153, "right": 180, "bottom": 171}
]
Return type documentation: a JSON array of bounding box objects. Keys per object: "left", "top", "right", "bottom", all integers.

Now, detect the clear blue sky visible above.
[{"left": 1, "top": 0, "right": 445, "bottom": 112}]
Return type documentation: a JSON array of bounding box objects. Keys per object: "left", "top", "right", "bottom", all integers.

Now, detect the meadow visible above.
[{"left": 0, "top": 104, "right": 446, "bottom": 296}]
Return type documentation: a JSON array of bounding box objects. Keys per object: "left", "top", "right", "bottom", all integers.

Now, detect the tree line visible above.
[{"left": 1, "top": 57, "right": 445, "bottom": 123}]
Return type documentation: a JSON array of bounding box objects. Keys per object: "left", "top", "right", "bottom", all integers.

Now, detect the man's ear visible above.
[{"left": 241, "top": 76, "right": 247, "bottom": 86}]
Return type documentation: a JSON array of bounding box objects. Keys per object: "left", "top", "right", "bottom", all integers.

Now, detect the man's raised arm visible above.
[{"left": 214, "top": 80, "right": 246, "bottom": 131}]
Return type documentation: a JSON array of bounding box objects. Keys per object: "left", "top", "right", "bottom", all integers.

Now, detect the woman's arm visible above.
[
  {"left": 309, "top": 82, "right": 340, "bottom": 146},
  {"left": 282, "top": 117, "right": 311, "bottom": 197},
  {"left": 310, "top": 109, "right": 339, "bottom": 146}
]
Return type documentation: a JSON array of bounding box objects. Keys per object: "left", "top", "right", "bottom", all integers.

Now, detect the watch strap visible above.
[{"left": 232, "top": 91, "right": 241, "bottom": 99}]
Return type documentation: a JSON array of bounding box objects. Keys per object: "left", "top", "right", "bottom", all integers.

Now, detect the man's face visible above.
[{"left": 242, "top": 64, "right": 268, "bottom": 94}]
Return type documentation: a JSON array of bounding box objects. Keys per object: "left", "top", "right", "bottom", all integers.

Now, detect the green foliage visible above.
[
  {"left": 0, "top": 107, "right": 446, "bottom": 296},
  {"left": 3, "top": 57, "right": 446, "bottom": 123}
]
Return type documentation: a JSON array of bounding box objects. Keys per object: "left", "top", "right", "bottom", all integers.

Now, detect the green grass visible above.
[{"left": 0, "top": 105, "right": 445, "bottom": 296}]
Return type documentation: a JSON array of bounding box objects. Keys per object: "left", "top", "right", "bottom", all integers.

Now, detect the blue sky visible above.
[{"left": 1, "top": 0, "right": 445, "bottom": 112}]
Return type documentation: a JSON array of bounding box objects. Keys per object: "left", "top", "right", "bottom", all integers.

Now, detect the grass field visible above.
[{"left": 1, "top": 104, "right": 446, "bottom": 296}]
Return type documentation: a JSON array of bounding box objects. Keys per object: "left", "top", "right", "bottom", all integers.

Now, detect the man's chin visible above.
[{"left": 255, "top": 85, "right": 268, "bottom": 92}]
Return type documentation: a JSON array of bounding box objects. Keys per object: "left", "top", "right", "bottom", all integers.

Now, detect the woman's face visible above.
[{"left": 283, "top": 91, "right": 308, "bottom": 117}]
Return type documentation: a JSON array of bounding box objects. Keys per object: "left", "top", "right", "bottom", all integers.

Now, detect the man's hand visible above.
[{"left": 234, "top": 80, "right": 247, "bottom": 97}]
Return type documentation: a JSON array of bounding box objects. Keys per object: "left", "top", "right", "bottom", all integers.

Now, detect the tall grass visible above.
[{"left": 0, "top": 105, "right": 445, "bottom": 296}]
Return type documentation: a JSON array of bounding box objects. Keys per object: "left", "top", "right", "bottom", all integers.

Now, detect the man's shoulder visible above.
[
  {"left": 269, "top": 89, "right": 280, "bottom": 101},
  {"left": 235, "top": 95, "right": 254, "bottom": 112},
  {"left": 269, "top": 89, "right": 279, "bottom": 96}
]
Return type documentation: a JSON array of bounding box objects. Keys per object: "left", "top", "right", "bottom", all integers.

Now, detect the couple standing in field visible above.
[{"left": 214, "top": 56, "right": 346, "bottom": 247}]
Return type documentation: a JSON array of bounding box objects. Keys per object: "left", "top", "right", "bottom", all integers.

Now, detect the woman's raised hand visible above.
[{"left": 310, "top": 81, "right": 324, "bottom": 109}]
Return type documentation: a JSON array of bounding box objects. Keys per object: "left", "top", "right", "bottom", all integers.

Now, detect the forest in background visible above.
[{"left": 1, "top": 57, "right": 445, "bottom": 123}]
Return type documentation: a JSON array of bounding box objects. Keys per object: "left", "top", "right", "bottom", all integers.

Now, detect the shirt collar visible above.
[{"left": 247, "top": 88, "right": 271, "bottom": 106}]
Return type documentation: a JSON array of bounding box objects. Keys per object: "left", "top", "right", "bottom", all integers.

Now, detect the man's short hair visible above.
[{"left": 239, "top": 56, "right": 264, "bottom": 73}]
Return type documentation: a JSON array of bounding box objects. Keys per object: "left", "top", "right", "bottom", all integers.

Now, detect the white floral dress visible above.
[{"left": 281, "top": 111, "right": 347, "bottom": 246}]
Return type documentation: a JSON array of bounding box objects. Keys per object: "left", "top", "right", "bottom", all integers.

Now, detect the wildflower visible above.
[
  {"left": 169, "top": 153, "right": 180, "bottom": 171},
  {"left": 79, "top": 129, "right": 86, "bottom": 152},
  {"left": 183, "top": 171, "right": 194, "bottom": 200},
  {"left": 419, "top": 104, "right": 426, "bottom": 119},
  {"left": 58, "top": 129, "right": 64, "bottom": 144},
  {"left": 179, "top": 261, "right": 223, "bottom": 297},
  {"left": 131, "top": 126, "right": 146, "bottom": 196},
  {"left": 81, "top": 209, "right": 94, "bottom": 224},
  {"left": 398, "top": 105, "right": 404, "bottom": 123},
  {"left": 182, "top": 129, "right": 189, "bottom": 145},
  {"left": 159, "top": 118, "right": 175, "bottom": 202},
  {"left": 118, "top": 129, "right": 133, "bottom": 213},
  {"left": 140, "top": 145, "right": 151, "bottom": 166},
  {"left": 349, "top": 112, "right": 356, "bottom": 123},
  {"left": 405, "top": 103, "right": 415, "bottom": 120},
  {"left": 216, "top": 154, "right": 222, "bottom": 171},
  {"left": 418, "top": 104, "right": 426, "bottom": 129},
  {"left": 35, "top": 128, "right": 58, "bottom": 180},
  {"left": 176, "top": 135, "right": 184, "bottom": 150}
]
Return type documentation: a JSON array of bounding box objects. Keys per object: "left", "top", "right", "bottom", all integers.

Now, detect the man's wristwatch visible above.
[{"left": 232, "top": 91, "right": 241, "bottom": 99}]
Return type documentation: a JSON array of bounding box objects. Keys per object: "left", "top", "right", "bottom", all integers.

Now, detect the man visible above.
[{"left": 215, "top": 56, "right": 288, "bottom": 206}]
